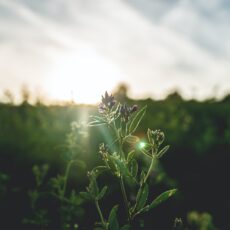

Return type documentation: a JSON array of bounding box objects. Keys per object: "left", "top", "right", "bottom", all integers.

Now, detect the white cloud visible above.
[{"left": 0, "top": 0, "right": 229, "bottom": 101}]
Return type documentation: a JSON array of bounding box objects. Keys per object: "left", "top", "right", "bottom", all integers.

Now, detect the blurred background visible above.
[{"left": 0, "top": 0, "right": 230, "bottom": 229}]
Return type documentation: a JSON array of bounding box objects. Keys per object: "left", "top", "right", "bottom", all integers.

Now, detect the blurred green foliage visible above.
[
  {"left": 187, "top": 211, "right": 216, "bottom": 230},
  {"left": 0, "top": 89, "right": 230, "bottom": 229}
]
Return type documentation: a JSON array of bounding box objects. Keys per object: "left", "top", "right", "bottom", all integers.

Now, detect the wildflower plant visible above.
[
  {"left": 22, "top": 164, "right": 50, "bottom": 229},
  {"left": 49, "top": 121, "right": 87, "bottom": 229},
  {"left": 82, "top": 92, "right": 177, "bottom": 229},
  {"left": 24, "top": 123, "right": 88, "bottom": 230}
]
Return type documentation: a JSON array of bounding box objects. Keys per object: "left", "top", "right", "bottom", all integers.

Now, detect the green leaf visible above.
[
  {"left": 139, "top": 170, "right": 146, "bottom": 186},
  {"left": 124, "top": 135, "right": 139, "bottom": 145},
  {"left": 147, "top": 128, "right": 153, "bottom": 144},
  {"left": 88, "top": 121, "right": 107, "bottom": 127},
  {"left": 117, "top": 127, "right": 124, "bottom": 139},
  {"left": 114, "top": 103, "right": 121, "bottom": 115},
  {"left": 128, "top": 105, "right": 147, "bottom": 134},
  {"left": 90, "top": 115, "right": 107, "bottom": 123},
  {"left": 135, "top": 205, "right": 150, "bottom": 216},
  {"left": 120, "top": 224, "right": 131, "bottom": 230},
  {"left": 135, "top": 184, "right": 149, "bottom": 212},
  {"left": 92, "top": 166, "right": 108, "bottom": 178},
  {"left": 88, "top": 116, "right": 107, "bottom": 127},
  {"left": 88, "top": 174, "right": 99, "bottom": 197},
  {"left": 106, "top": 155, "right": 119, "bottom": 176},
  {"left": 79, "top": 191, "right": 92, "bottom": 201},
  {"left": 111, "top": 155, "right": 130, "bottom": 178},
  {"left": 129, "top": 159, "right": 138, "bottom": 178},
  {"left": 97, "top": 186, "right": 108, "bottom": 200},
  {"left": 156, "top": 145, "right": 170, "bottom": 159},
  {"left": 127, "top": 150, "right": 135, "bottom": 163},
  {"left": 148, "top": 189, "right": 177, "bottom": 210},
  {"left": 134, "top": 189, "right": 177, "bottom": 217},
  {"left": 140, "top": 148, "right": 152, "bottom": 158},
  {"left": 108, "top": 205, "right": 119, "bottom": 230}
]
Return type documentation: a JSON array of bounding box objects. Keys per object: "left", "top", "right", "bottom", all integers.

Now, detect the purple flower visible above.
[
  {"left": 98, "top": 91, "right": 116, "bottom": 113},
  {"left": 130, "top": 105, "right": 138, "bottom": 113},
  {"left": 120, "top": 104, "right": 138, "bottom": 122},
  {"left": 98, "top": 103, "right": 107, "bottom": 113}
]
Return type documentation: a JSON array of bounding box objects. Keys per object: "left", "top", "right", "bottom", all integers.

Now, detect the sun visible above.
[{"left": 44, "top": 48, "right": 123, "bottom": 104}]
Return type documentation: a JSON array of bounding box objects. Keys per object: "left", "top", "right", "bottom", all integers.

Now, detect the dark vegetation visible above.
[{"left": 0, "top": 87, "right": 229, "bottom": 229}]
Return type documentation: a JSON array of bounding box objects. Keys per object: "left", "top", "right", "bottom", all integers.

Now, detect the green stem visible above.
[
  {"left": 112, "top": 119, "right": 125, "bottom": 160},
  {"left": 125, "top": 123, "right": 128, "bottom": 136},
  {"left": 95, "top": 200, "right": 108, "bottom": 230},
  {"left": 144, "top": 156, "right": 154, "bottom": 183},
  {"left": 120, "top": 176, "right": 131, "bottom": 223},
  {"left": 62, "top": 160, "right": 74, "bottom": 197},
  {"left": 111, "top": 107, "right": 130, "bottom": 222}
]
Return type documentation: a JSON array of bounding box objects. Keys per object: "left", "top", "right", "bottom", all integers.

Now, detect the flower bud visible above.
[
  {"left": 151, "top": 129, "right": 165, "bottom": 146},
  {"left": 98, "top": 91, "right": 116, "bottom": 113}
]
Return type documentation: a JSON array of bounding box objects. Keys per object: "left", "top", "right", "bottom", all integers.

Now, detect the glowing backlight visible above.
[
  {"left": 44, "top": 48, "right": 123, "bottom": 104},
  {"left": 139, "top": 142, "right": 146, "bottom": 149}
]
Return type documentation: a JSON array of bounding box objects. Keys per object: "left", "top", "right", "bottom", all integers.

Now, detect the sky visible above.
[{"left": 0, "top": 0, "right": 230, "bottom": 103}]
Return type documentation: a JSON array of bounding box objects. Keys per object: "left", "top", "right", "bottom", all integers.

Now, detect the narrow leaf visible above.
[
  {"left": 134, "top": 189, "right": 177, "bottom": 217},
  {"left": 136, "top": 205, "right": 149, "bottom": 215},
  {"left": 97, "top": 186, "right": 108, "bottom": 200},
  {"left": 156, "top": 145, "right": 170, "bottom": 159},
  {"left": 88, "top": 116, "right": 107, "bottom": 126},
  {"left": 108, "top": 205, "right": 119, "bottom": 230},
  {"left": 124, "top": 135, "right": 139, "bottom": 145},
  {"left": 88, "top": 174, "right": 99, "bottom": 197},
  {"left": 147, "top": 128, "right": 153, "bottom": 144},
  {"left": 140, "top": 148, "right": 152, "bottom": 158},
  {"left": 106, "top": 155, "right": 119, "bottom": 176},
  {"left": 111, "top": 156, "right": 130, "bottom": 178},
  {"left": 135, "top": 184, "right": 149, "bottom": 211},
  {"left": 90, "top": 115, "right": 107, "bottom": 123},
  {"left": 92, "top": 166, "right": 108, "bottom": 178},
  {"left": 139, "top": 170, "right": 146, "bottom": 186},
  {"left": 129, "top": 159, "right": 138, "bottom": 178},
  {"left": 128, "top": 105, "right": 147, "bottom": 134},
  {"left": 149, "top": 189, "right": 177, "bottom": 210},
  {"left": 88, "top": 121, "right": 107, "bottom": 127},
  {"left": 127, "top": 150, "right": 135, "bottom": 163},
  {"left": 79, "top": 191, "right": 92, "bottom": 201}
]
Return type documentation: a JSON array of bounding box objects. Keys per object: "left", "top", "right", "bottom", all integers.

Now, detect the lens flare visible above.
[{"left": 139, "top": 142, "right": 146, "bottom": 149}]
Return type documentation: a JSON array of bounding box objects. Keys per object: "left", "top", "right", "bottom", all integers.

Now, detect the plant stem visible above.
[
  {"left": 112, "top": 106, "right": 130, "bottom": 222},
  {"left": 62, "top": 160, "right": 74, "bottom": 197},
  {"left": 120, "top": 176, "right": 131, "bottom": 223},
  {"left": 144, "top": 156, "right": 154, "bottom": 183},
  {"left": 95, "top": 200, "right": 107, "bottom": 230}
]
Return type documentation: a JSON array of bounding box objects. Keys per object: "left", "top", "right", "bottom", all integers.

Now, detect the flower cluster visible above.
[
  {"left": 99, "top": 143, "right": 109, "bottom": 157},
  {"left": 119, "top": 104, "right": 138, "bottom": 122},
  {"left": 98, "top": 91, "right": 116, "bottom": 113},
  {"left": 150, "top": 129, "right": 165, "bottom": 147}
]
